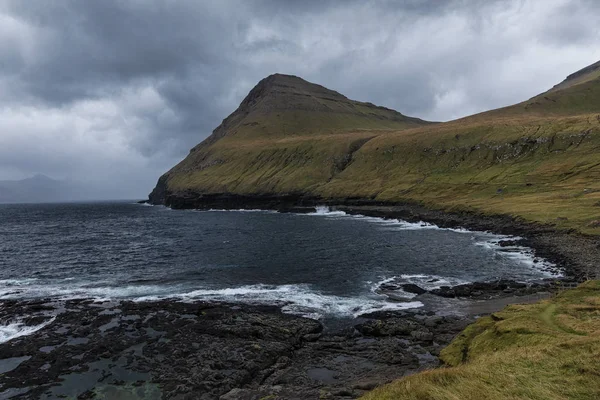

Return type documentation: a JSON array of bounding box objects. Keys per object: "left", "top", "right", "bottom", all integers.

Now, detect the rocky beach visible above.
[{"left": 0, "top": 282, "right": 555, "bottom": 400}]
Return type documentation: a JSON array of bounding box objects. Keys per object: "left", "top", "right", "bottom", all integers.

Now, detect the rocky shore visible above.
[
  {"left": 0, "top": 298, "right": 475, "bottom": 400},
  {"left": 0, "top": 277, "right": 557, "bottom": 400}
]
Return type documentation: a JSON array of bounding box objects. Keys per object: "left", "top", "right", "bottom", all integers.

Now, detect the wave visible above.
[
  {"left": 310, "top": 205, "right": 347, "bottom": 217},
  {"left": 0, "top": 317, "right": 55, "bottom": 344},
  {"left": 0, "top": 280, "right": 422, "bottom": 319},
  {"left": 0, "top": 278, "right": 39, "bottom": 286},
  {"left": 136, "top": 284, "right": 423, "bottom": 319},
  {"left": 394, "top": 274, "right": 469, "bottom": 290},
  {"left": 370, "top": 274, "right": 471, "bottom": 300},
  {"left": 307, "top": 206, "right": 465, "bottom": 231},
  {"left": 203, "top": 209, "right": 279, "bottom": 214},
  {"left": 474, "top": 237, "right": 560, "bottom": 277},
  {"left": 0, "top": 280, "right": 178, "bottom": 302}
]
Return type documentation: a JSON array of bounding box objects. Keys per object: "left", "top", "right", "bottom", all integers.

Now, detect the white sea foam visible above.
[
  {"left": 370, "top": 274, "right": 471, "bottom": 298},
  {"left": 398, "top": 274, "right": 470, "bottom": 290},
  {"left": 0, "top": 281, "right": 175, "bottom": 302},
  {"left": 474, "top": 237, "right": 560, "bottom": 277},
  {"left": 308, "top": 206, "right": 455, "bottom": 230},
  {"left": 205, "top": 209, "right": 278, "bottom": 213},
  {"left": 0, "top": 280, "right": 421, "bottom": 320},
  {"left": 0, "top": 317, "right": 55, "bottom": 344},
  {"left": 137, "top": 283, "right": 423, "bottom": 319},
  {"left": 310, "top": 205, "right": 347, "bottom": 216},
  {"left": 0, "top": 278, "right": 39, "bottom": 286}
]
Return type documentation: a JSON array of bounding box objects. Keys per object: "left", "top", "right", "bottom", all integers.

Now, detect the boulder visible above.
[
  {"left": 401, "top": 284, "right": 427, "bottom": 295},
  {"left": 410, "top": 329, "right": 434, "bottom": 342}
]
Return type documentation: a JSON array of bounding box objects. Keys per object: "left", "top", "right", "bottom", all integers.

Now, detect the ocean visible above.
[{"left": 0, "top": 201, "right": 557, "bottom": 325}]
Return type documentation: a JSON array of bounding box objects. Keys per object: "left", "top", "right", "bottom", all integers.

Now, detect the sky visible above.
[{"left": 0, "top": 0, "right": 599, "bottom": 199}]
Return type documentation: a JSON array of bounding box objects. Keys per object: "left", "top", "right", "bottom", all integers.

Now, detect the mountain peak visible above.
[
  {"left": 238, "top": 73, "right": 348, "bottom": 111},
  {"left": 195, "top": 74, "right": 431, "bottom": 146}
]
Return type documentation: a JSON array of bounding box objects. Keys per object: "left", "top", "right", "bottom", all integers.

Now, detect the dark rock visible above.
[
  {"left": 380, "top": 283, "right": 400, "bottom": 291},
  {"left": 430, "top": 279, "right": 554, "bottom": 300},
  {"left": 430, "top": 286, "right": 455, "bottom": 298},
  {"left": 0, "top": 299, "right": 474, "bottom": 400},
  {"left": 401, "top": 284, "right": 427, "bottom": 295},
  {"left": 355, "top": 319, "right": 417, "bottom": 337},
  {"left": 303, "top": 333, "right": 322, "bottom": 342},
  {"left": 423, "top": 316, "right": 443, "bottom": 328},
  {"left": 410, "top": 329, "right": 434, "bottom": 342},
  {"left": 497, "top": 239, "right": 520, "bottom": 247},
  {"left": 353, "top": 379, "right": 382, "bottom": 391}
]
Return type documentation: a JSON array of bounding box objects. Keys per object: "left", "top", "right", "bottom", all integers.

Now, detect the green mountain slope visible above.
[{"left": 150, "top": 61, "right": 600, "bottom": 234}]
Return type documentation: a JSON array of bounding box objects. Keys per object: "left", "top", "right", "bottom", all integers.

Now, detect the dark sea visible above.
[{"left": 0, "top": 202, "right": 557, "bottom": 324}]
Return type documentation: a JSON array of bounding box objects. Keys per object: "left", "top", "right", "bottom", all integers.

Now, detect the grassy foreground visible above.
[{"left": 361, "top": 281, "right": 600, "bottom": 400}]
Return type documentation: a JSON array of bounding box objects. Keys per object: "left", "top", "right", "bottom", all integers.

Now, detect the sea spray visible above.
[{"left": 0, "top": 317, "right": 55, "bottom": 344}]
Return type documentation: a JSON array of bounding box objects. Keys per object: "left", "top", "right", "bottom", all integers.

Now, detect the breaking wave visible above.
[
  {"left": 0, "top": 317, "right": 55, "bottom": 344},
  {"left": 474, "top": 237, "right": 559, "bottom": 277},
  {"left": 0, "top": 280, "right": 422, "bottom": 320},
  {"left": 308, "top": 206, "right": 470, "bottom": 232},
  {"left": 137, "top": 284, "right": 423, "bottom": 319}
]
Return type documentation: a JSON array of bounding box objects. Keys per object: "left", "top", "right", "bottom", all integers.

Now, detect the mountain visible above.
[
  {"left": 150, "top": 61, "right": 600, "bottom": 234},
  {"left": 149, "top": 74, "right": 432, "bottom": 203},
  {"left": 0, "top": 174, "right": 104, "bottom": 204},
  {"left": 197, "top": 73, "right": 431, "bottom": 144}
]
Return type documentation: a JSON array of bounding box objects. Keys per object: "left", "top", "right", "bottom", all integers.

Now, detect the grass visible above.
[{"left": 360, "top": 281, "right": 600, "bottom": 400}]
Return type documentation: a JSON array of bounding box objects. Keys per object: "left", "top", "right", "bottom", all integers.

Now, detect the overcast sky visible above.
[{"left": 0, "top": 0, "right": 599, "bottom": 199}]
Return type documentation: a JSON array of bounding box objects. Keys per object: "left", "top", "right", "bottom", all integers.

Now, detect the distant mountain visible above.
[{"left": 0, "top": 174, "right": 104, "bottom": 204}]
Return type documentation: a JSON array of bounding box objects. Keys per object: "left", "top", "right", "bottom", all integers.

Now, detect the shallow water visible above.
[{"left": 0, "top": 202, "right": 557, "bottom": 320}]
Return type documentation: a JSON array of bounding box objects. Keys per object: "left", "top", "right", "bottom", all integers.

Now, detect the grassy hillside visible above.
[
  {"left": 361, "top": 280, "right": 600, "bottom": 400},
  {"left": 152, "top": 61, "right": 600, "bottom": 234}
]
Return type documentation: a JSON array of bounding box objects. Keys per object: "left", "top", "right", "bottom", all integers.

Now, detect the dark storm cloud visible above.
[{"left": 0, "top": 0, "right": 598, "bottom": 197}]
